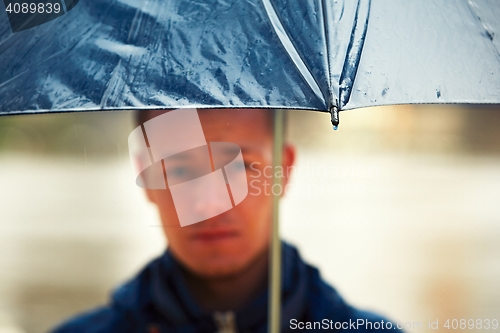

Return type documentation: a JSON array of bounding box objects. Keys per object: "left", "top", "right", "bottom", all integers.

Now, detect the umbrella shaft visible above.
[{"left": 269, "top": 109, "right": 284, "bottom": 333}]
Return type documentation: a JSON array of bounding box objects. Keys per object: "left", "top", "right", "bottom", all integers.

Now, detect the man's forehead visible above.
[
  {"left": 140, "top": 107, "right": 271, "bottom": 120},
  {"left": 199, "top": 108, "right": 271, "bottom": 127},
  {"left": 137, "top": 108, "right": 273, "bottom": 137},
  {"left": 200, "top": 109, "right": 273, "bottom": 149}
]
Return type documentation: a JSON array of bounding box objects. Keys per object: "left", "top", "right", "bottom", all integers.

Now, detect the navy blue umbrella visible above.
[{"left": 1, "top": 0, "right": 499, "bottom": 121}]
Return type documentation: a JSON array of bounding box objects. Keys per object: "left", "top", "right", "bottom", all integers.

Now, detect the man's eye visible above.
[
  {"left": 244, "top": 161, "right": 260, "bottom": 171},
  {"left": 167, "top": 166, "right": 190, "bottom": 178},
  {"left": 236, "top": 162, "right": 248, "bottom": 171},
  {"left": 223, "top": 162, "right": 246, "bottom": 174}
]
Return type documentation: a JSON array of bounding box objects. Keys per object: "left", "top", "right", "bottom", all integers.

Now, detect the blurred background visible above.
[{"left": 0, "top": 105, "right": 499, "bottom": 333}]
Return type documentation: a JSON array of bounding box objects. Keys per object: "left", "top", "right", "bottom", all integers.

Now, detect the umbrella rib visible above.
[
  {"left": 320, "top": 0, "right": 338, "bottom": 109},
  {"left": 338, "top": 0, "right": 371, "bottom": 109},
  {"left": 261, "top": 0, "right": 326, "bottom": 106}
]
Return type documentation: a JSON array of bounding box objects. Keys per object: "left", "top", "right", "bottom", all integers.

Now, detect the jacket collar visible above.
[{"left": 112, "top": 242, "right": 309, "bottom": 332}]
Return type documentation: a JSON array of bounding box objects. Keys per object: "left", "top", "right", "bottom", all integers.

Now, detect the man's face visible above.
[{"left": 145, "top": 109, "right": 294, "bottom": 278}]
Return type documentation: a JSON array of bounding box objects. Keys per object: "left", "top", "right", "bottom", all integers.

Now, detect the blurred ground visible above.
[{"left": 0, "top": 106, "right": 499, "bottom": 333}]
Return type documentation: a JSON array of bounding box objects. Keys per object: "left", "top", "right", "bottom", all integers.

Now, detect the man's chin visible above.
[
  {"left": 183, "top": 248, "right": 269, "bottom": 280},
  {"left": 185, "top": 256, "right": 249, "bottom": 279}
]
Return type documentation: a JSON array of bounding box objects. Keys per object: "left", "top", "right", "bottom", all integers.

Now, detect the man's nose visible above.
[
  {"left": 169, "top": 166, "right": 234, "bottom": 227},
  {"left": 192, "top": 169, "right": 233, "bottom": 218}
]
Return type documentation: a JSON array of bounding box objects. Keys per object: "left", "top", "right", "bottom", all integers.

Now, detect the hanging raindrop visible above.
[{"left": 330, "top": 106, "right": 339, "bottom": 130}]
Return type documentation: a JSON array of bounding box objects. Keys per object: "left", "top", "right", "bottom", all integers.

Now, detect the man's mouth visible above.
[{"left": 190, "top": 229, "right": 240, "bottom": 242}]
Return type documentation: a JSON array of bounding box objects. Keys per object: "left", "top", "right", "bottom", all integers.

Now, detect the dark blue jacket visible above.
[{"left": 51, "top": 243, "right": 401, "bottom": 332}]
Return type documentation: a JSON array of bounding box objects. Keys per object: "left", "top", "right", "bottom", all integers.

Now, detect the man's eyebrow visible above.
[
  {"left": 240, "top": 146, "right": 266, "bottom": 154},
  {"left": 211, "top": 145, "right": 250, "bottom": 155},
  {"left": 163, "top": 146, "right": 260, "bottom": 161},
  {"left": 221, "top": 146, "right": 242, "bottom": 155},
  {"left": 164, "top": 152, "right": 194, "bottom": 161}
]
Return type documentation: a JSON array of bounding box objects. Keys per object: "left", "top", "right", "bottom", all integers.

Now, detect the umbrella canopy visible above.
[{"left": 1, "top": 0, "right": 499, "bottom": 116}]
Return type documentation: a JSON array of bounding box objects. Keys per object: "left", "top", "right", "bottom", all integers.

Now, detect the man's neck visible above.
[{"left": 181, "top": 249, "right": 269, "bottom": 313}]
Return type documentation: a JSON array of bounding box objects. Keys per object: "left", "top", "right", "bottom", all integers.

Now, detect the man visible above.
[{"left": 52, "top": 108, "right": 400, "bottom": 332}]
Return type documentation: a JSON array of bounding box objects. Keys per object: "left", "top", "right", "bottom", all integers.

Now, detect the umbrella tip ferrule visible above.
[{"left": 330, "top": 106, "right": 339, "bottom": 130}]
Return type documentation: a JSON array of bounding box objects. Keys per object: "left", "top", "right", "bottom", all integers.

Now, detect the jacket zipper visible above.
[{"left": 213, "top": 311, "right": 238, "bottom": 333}]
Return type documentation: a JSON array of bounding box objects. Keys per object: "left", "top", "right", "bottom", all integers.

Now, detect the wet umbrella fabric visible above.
[{"left": 1, "top": 0, "right": 500, "bottom": 116}]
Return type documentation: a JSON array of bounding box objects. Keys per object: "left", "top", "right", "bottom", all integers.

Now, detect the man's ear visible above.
[
  {"left": 131, "top": 155, "right": 157, "bottom": 204},
  {"left": 282, "top": 143, "right": 296, "bottom": 189}
]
